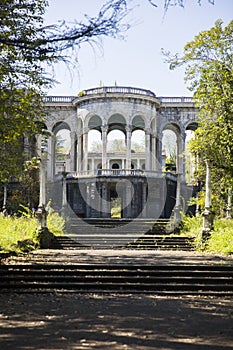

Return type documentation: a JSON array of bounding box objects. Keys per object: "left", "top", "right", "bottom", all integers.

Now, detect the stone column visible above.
[
  {"left": 70, "top": 131, "right": 77, "bottom": 172},
  {"left": 47, "top": 133, "right": 55, "bottom": 180},
  {"left": 82, "top": 128, "right": 89, "bottom": 174},
  {"left": 174, "top": 173, "right": 182, "bottom": 225},
  {"left": 77, "top": 132, "right": 82, "bottom": 174},
  {"left": 61, "top": 166, "right": 68, "bottom": 217},
  {"left": 202, "top": 161, "right": 214, "bottom": 239},
  {"left": 36, "top": 134, "right": 47, "bottom": 230},
  {"left": 24, "top": 134, "right": 29, "bottom": 155},
  {"left": 226, "top": 189, "right": 232, "bottom": 219},
  {"left": 126, "top": 125, "right": 132, "bottom": 171},
  {"left": 151, "top": 133, "right": 157, "bottom": 171},
  {"left": 157, "top": 135, "right": 163, "bottom": 172},
  {"left": 145, "top": 129, "right": 151, "bottom": 171},
  {"left": 101, "top": 125, "right": 108, "bottom": 170},
  {"left": 176, "top": 131, "right": 186, "bottom": 180}
]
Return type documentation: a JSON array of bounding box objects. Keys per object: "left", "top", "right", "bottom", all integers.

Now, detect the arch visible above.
[
  {"left": 131, "top": 129, "right": 145, "bottom": 152},
  {"left": 88, "top": 114, "right": 102, "bottom": 131},
  {"left": 162, "top": 122, "right": 181, "bottom": 136},
  {"left": 88, "top": 129, "right": 102, "bottom": 152},
  {"left": 52, "top": 121, "right": 71, "bottom": 134},
  {"left": 186, "top": 122, "right": 198, "bottom": 131},
  {"left": 54, "top": 129, "right": 71, "bottom": 174},
  {"left": 112, "top": 163, "right": 120, "bottom": 169},
  {"left": 35, "top": 121, "right": 48, "bottom": 131},
  {"left": 162, "top": 130, "right": 177, "bottom": 157},
  {"left": 185, "top": 125, "right": 196, "bottom": 184},
  {"left": 107, "top": 129, "right": 126, "bottom": 152},
  {"left": 108, "top": 113, "right": 126, "bottom": 133},
  {"left": 132, "top": 115, "right": 145, "bottom": 131}
]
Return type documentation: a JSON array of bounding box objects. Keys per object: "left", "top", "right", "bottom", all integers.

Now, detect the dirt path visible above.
[
  {"left": 3, "top": 248, "right": 233, "bottom": 266},
  {"left": 0, "top": 293, "right": 232, "bottom": 350}
]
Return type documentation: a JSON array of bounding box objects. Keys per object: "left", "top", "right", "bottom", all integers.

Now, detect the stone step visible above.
[
  {"left": 68, "top": 218, "right": 171, "bottom": 234},
  {"left": 1, "top": 264, "right": 232, "bottom": 295},
  {"left": 51, "top": 235, "right": 194, "bottom": 251}
]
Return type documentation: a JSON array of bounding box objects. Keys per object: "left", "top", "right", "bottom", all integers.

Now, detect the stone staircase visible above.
[
  {"left": 51, "top": 218, "right": 194, "bottom": 251},
  {"left": 0, "top": 263, "right": 232, "bottom": 295}
]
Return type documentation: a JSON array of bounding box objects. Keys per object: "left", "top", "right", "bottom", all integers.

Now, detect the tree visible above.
[
  {"left": 0, "top": 0, "right": 131, "bottom": 185},
  {"left": 164, "top": 19, "right": 233, "bottom": 215},
  {"left": 147, "top": 0, "right": 215, "bottom": 11}
]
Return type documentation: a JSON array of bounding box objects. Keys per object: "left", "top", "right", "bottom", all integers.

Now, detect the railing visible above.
[
  {"left": 79, "top": 86, "right": 156, "bottom": 98},
  {"left": 98, "top": 169, "right": 145, "bottom": 176},
  {"left": 69, "top": 169, "right": 178, "bottom": 180},
  {"left": 43, "top": 96, "right": 75, "bottom": 103},
  {"left": 158, "top": 96, "right": 194, "bottom": 104},
  {"left": 43, "top": 92, "right": 194, "bottom": 105}
]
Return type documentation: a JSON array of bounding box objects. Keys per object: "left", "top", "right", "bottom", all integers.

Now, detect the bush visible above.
[
  {"left": 207, "top": 219, "right": 233, "bottom": 255},
  {"left": 180, "top": 215, "right": 233, "bottom": 255},
  {"left": 0, "top": 215, "right": 37, "bottom": 253}
]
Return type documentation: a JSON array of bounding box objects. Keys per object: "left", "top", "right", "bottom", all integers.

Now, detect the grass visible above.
[
  {"left": 180, "top": 215, "right": 233, "bottom": 255},
  {"left": 0, "top": 212, "right": 65, "bottom": 254}
]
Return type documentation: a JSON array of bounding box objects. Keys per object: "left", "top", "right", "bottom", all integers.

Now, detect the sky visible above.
[{"left": 44, "top": 0, "right": 233, "bottom": 97}]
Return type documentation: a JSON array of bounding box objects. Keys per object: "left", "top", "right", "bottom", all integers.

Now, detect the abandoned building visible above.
[{"left": 42, "top": 86, "right": 198, "bottom": 219}]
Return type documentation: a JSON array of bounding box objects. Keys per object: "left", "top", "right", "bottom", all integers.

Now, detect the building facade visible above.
[{"left": 43, "top": 86, "right": 198, "bottom": 219}]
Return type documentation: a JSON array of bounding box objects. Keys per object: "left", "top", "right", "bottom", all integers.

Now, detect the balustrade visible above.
[{"left": 68, "top": 169, "right": 177, "bottom": 179}]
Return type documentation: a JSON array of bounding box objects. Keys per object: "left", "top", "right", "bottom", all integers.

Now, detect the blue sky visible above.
[{"left": 44, "top": 0, "right": 233, "bottom": 97}]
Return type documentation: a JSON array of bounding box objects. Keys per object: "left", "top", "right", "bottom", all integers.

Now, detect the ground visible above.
[
  {"left": 0, "top": 293, "right": 232, "bottom": 350},
  {"left": 0, "top": 249, "right": 233, "bottom": 350}
]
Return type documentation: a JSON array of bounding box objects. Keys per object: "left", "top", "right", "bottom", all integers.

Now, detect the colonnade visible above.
[{"left": 46, "top": 125, "right": 187, "bottom": 182}]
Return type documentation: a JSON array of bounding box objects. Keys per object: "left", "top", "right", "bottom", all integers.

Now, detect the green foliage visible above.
[
  {"left": 164, "top": 20, "right": 233, "bottom": 215},
  {"left": 0, "top": 0, "right": 130, "bottom": 183},
  {"left": 0, "top": 211, "right": 65, "bottom": 253},
  {"left": 18, "top": 204, "right": 34, "bottom": 218},
  {"left": 90, "top": 140, "right": 102, "bottom": 152},
  {"left": 0, "top": 215, "right": 37, "bottom": 253},
  {"left": 131, "top": 139, "right": 145, "bottom": 153},
  {"left": 207, "top": 219, "right": 233, "bottom": 255},
  {"left": 180, "top": 215, "right": 233, "bottom": 255},
  {"left": 111, "top": 198, "right": 121, "bottom": 218},
  {"left": 47, "top": 212, "right": 65, "bottom": 236},
  {"left": 180, "top": 215, "right": 202, "bottom": 237}
]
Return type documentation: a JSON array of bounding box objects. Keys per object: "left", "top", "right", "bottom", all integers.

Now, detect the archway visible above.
[
  {"left": 52, "top": 122, "right": 71, "bottom": 174},
  {"left": 162, "top": 129, "right": 177, "bottom": 172},
  {"left": 185, "top": 122, "right": 198, "bottom": 184}
]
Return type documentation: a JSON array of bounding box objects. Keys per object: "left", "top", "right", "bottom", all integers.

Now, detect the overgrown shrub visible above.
[
  {"left": 180, "top": 215, "right": 233, "bottom": 255},
  {"left": 0, "top": 211, "right": 65, "bottom": 253},
  {"left": 207, "top": 219, "right": 233, "bottom": 255}
]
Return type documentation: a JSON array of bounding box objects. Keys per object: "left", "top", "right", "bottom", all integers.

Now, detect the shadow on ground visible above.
[{"left": 0, "top": 293, "right": 232, "bottom": 350}]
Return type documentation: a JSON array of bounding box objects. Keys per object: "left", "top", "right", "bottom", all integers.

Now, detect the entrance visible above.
[{"left": 110, "top": 184, "right": 122, "bottom": 218}]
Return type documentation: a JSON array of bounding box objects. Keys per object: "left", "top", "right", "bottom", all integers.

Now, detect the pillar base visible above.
[
  {"left": 36, "top": 228, "right": 54, "bottom": 249},
  {"left": 174, "top": 205, "right": 182, "bottom": 225},
  {"left": 61, "top": 205, "right": 69, "bottom": 218},
  {"left": 202, "top": 208, "right": 214, "bottom": 241},
  {"left": 36, "top": 205, "right": 48, "bottom": 230},
  {"left": 226, "top": 206, "right": 232, "bottom": 219}
]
